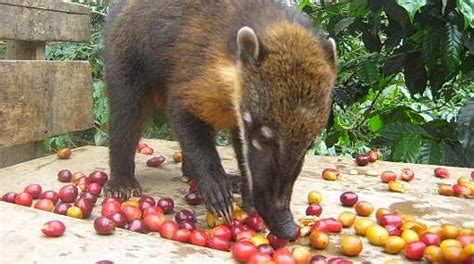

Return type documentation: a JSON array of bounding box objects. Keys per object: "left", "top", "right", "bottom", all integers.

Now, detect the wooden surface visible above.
[
  {"left": 0, "top": 60, "right": 94, "bottom": 149},
  {"left": 0, "top": 0, "right": 90, "bottom": 42},
  {"left": 0, "top": 0, "right": 90, "bottom": 14},
  {"left": 0, "top": 139, "right": 473, "bottom": 263},
  {"left": 0, "top": 143, "right": 46, "bottom": 171},
  {"left": 0, "top": 39, "right": 47, "bottom": 168}
]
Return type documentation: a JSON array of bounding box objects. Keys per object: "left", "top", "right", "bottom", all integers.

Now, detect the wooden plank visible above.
[
  {"left": 0, "top": 140, "right": 472, "bottom": 263},
  {"left": 0, "top": 142, "right": 45, "bottom": 169},
  {"left": 0, "top": 3, "right": 90, "bottom": 42},
  {"left": 6, "top": 40, "right": 45, "bottom": 60},
  {"left": 0, "top": 60, "right": 94, "bottom": 148},
  {"left": 0, "top": 0, "right": 89, "bottom": 15},
  {"left": 0, "top": 40, "right": 47, "bottom": 168}
]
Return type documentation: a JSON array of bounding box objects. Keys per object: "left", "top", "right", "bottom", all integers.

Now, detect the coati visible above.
[{"left": 103, "top": 0, "right": 337, "bottom": 239}]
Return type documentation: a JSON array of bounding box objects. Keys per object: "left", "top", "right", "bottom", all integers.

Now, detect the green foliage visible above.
[
  {"left": 457, "top": 0, "right": 474, "bottom": 27},
  {"left": 301, "top": 0, "right": 474, "bottom": 167},
  {"left": 396, "top": 0, "right": 428, "bottom": 22}
]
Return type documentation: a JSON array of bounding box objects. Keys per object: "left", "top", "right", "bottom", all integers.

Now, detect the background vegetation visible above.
[{"left": 42, "top": 0, "right": 473, "bottom": 167}]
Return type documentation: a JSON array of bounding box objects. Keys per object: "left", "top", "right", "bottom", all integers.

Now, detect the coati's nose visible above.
[
  {"left": 257, "top": 206, "right": 298, "bottom": 240},
  {"left": 270, "top": 216, "right": 298, "bottom": 240}
]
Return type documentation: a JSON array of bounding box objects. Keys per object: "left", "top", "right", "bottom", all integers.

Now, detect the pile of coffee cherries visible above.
[
  {"left": 95, "top": 189, "right": 359, "bottom": 264},
  {"left": 297, "top": 189, "right": 474, "bottom": 263},
  {"left": 1, "top": 169, "right": 109, "bottom": 237},
  {"left": 435, "top": 168, "right": 474, "bottom": 199},
  {"left": 2, "top": 170, "right": 107, "bottom": 219}
]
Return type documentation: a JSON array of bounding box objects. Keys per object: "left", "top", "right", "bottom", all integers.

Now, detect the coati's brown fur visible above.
[{"left": 104, "top": 0, "right": 336, "bottom": 239}]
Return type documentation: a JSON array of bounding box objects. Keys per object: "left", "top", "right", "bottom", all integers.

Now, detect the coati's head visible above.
[{"left": 233, "top": 22, "right": 337, "bottom": 239}]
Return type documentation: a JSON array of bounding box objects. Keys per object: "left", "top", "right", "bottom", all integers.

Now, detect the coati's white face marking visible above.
[
  {"left": 261, "top": 126, "right": 274, "bottom": 139},
  {"left": 243, "top": 112, "right": 252, "bottom": 123},
  {"left": 252, "top": 139, "right": 263, "bottom": 151},
  {"left": 238, "top": 116, "right": 253, "bottom": 196}
]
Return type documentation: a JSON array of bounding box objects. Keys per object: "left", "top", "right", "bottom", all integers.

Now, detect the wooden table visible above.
[{"left": 0, "top": 140, "right": 472, "bottom": 263}]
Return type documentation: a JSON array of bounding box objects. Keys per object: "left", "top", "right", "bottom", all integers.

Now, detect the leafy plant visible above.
[{"left": 301, "top": 0, "right": 473, "bottom": 166}]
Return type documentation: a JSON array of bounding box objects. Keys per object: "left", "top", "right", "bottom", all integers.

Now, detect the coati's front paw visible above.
[
  {"left": 103, "top": 177, "right": 142, "bottom": 200},
  {"left": 199, "top": 174, "right": 234, "bottom": 222}
]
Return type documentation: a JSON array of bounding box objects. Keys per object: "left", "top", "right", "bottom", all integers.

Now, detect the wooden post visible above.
[{"left": 0, "top": 41, "right": 47, "bottom": 168}]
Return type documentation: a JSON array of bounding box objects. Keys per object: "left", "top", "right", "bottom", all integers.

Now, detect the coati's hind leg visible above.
[
  {"left": 104, "top": 76, "right": 152, "bottom": 200},
  {"left": 169, "top": 102, "right": 233, "bottom": 221},
  {"left": 231, "top": 129, "right": 254, "bottom": 212}
]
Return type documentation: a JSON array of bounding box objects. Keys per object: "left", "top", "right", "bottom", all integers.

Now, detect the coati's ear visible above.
[
  {"left": 323, "top": 38, "right": 337, "bottom": 67},
  {"left": 237, "top": 27, "right": 260, "bottom": 63}
]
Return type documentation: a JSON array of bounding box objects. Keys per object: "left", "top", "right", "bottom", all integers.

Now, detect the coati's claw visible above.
[
  {"left": 199, "top": 174, "right": 233, "bottom": 222},
  {"left": 103, "top": 177, "right": 142, "bottom": 201},
  {"left": 226, "top": 204, "right": 234, "bottom": 223}
]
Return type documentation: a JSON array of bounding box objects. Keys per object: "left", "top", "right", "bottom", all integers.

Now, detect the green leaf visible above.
[
  {"left": 380, "top": 123, "right": 429, "bottom": 141},
  {"left": 428, "top": 66, "right": 448, "bottom": 97},
  {"left": 442, "top": 22, "right": 463, "bottom": 75},
  {"left": 457, "top": 0, "right": 474, "bottom": 28},
  {"left": 384, "top": 19, "right": 406, "bottom": 50},
  {"left": 423, "top": 22, "right": 444, "bottom": 72},
  {"left": 392, "top": 134, "right": 422, "bottom": 162},
  {"left": 442, "top": 0, "right": 448, "bottom": 15},
  {"left": 94, "top": 131, "right": 108, "bottom": 146},
  {"left": 395, "top": 0, "right": 428, "bottom": 22},
  {"left": 441, "top": 141, "right": 471, "bottom": 167},
  {"left": 326, "top": 130, "right": 340, "bottom": 147},
  {"left": 418, "top": 138, "right": 442, "bottom": 164},
  {"left": 369, "top": 0, "right": 383, "bottom": 12},
  {"left": 349, "top": 0, "right": 369, "bottom": 18},
  {"left": 383, "top": 0, "right": 409, "bottom": 29},
  {"left": 333, "top": 17, "right": 356, "bottom": 36},
  {"left": 297, "top": 0, "right": 311, "bottom": 12},
  {"left": 423, "top": 119, "right": 459, "bottom": 141},
  {"left": 338, "top": 130, "right": 351, "bottom": 145},
  {"left": 358, "top": 57, "right": 380, "bottom": 86},
  {"left": 464, "top": 35, "right": 474, "bottom": 53},
  {"left": 362, "top": 24, "right": 382, "bottom": 52},
  {"left": 380, "top": 106, "right": 426, "bottom": 125},
  {"left": 457, "top": 98, "right": 474, "bottom": 150},
  {"left": 42, "top": 139, "right": 52, "bottom": 153},
  {"left": 368, "top": 114, "right": 383, "bottom": 132},
  {"left": 403, "top": 51, "right": 428, "bottom": 94},
  {"left": 383, "top": 52, "right": 406, "bottom": 75}
]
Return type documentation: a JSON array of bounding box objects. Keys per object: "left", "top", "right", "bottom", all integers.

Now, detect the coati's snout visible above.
[
  {"left": 235, "top": 24, "right": 336, "bottom": 239},
  {"left": 245, "top": 136, "right": 306, "bottom": 239}
]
